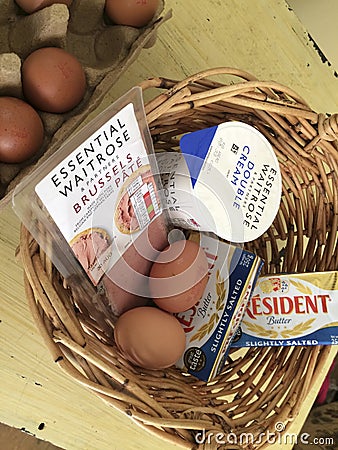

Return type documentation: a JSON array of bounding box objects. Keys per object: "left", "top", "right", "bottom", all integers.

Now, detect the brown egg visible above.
[
  {"left": 22, "top": 47, "right": 86, "bottom": 113},
  {"left": 114, "top": 306, "right": 186, "bottom": 369},
  {"left": 105, "top": 0, "right": 159, "bottom": 28},
  {"left": 149, "top": 240, "right": 209, "bottom": 313},
  {"left": 15, "top": 0, "right": 72, "bottom": 14},
  {"left": 0, "top": 97, "right": 44, "bottom": 163}
]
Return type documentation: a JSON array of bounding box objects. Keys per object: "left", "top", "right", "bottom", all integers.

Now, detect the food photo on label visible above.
[
  {"left": 15, "top": 0, "right": 73, "bottom": 14},
  {"left": 114, "top": 306, "right": 186, "bottom": 370},
  {"left": 105, "top": 0, "right": 159, "bottom": 27},
  {"left": 114, "top": 164, "right": 161, "bottom": 234},
  {"left": 21, "top": 47, "right": 87, "bottom": 113},
  {"left": 70, "top": 227, "right": 111, "bottom": 286},
  {"left": 0, "top": 96, "right": 44, "bottom": 163}
]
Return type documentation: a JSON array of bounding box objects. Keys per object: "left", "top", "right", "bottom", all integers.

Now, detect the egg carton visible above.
[{"left": 0, "top": 0, "right": 170, "bottom": 208}]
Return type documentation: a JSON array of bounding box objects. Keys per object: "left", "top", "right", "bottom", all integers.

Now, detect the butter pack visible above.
[
  {"left": 232, "top": 271, "right": 338, "bottom": 347},
  {"left": 175, "top": 233, "right": 263, "bottom": 381}
]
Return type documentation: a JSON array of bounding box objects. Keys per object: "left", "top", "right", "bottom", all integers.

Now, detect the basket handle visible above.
[{"left": 318, "top": 113, "right": 338, "bottom": 141}]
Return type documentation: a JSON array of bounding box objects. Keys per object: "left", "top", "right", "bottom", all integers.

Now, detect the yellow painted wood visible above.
[
  {"left": 97, "top": 0, "right": 338, "bottom": 114},
  {"left": 0, "top": 1, "right": 337, "bottom": 449}
]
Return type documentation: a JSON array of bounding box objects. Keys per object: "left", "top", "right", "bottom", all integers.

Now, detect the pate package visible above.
[
  {"left": 12, "top": 87, "right": 167, "bottom": 295},
  {"left": 232, "top": 271, "right": 338, "bottom": 347}
]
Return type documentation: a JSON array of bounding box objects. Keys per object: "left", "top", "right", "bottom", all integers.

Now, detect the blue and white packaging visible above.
[
  {"left": 175, "top": 232, "right": 263, "bottom": 382},
  {"left": 156, "top": 121, "right": 282, "bottom": 243},
  {"left": 231, "top": 271, "right": 338, "bottom": 348}
]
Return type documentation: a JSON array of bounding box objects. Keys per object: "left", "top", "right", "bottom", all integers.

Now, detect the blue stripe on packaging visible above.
[
  {"left": 232, "top": 327, "right": 338, "bottom": 348},
  {"left": 179, "top": 126, "right": 218, "bottom": 187}
]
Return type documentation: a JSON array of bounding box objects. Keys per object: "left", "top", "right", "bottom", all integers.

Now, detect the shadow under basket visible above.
[{"left": 20, "top": 68, "right": 338, "bottom": 450}]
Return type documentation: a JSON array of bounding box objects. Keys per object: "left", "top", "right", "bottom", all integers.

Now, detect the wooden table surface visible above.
[{"left": 0, "top": 1, "right": 337, "bottom": 449}]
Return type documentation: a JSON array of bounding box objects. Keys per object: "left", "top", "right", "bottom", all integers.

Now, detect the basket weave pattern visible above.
[{"left": 20, "top": 68, "right": 338, "bottom": 449}]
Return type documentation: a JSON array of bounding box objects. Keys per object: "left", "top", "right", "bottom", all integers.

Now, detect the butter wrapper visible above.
[
  {"left": 175, "top": 233, "right": 263, "bottom": 381},
  {"left": 232, "top": 272, "right": 338, "bottom": 347}
]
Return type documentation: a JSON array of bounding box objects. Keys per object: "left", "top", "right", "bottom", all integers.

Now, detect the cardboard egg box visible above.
[{"left": 0, "top": 0, "right": 169, "bottom": 208}]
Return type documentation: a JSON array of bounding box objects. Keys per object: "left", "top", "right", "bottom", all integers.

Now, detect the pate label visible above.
[{"left": 35, "top": 103, "right": 161, "bottom": 285}]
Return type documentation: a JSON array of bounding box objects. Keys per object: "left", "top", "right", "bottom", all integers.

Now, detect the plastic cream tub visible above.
[{"left": 157, "top": 121, "right": 282, "bottom": 243}]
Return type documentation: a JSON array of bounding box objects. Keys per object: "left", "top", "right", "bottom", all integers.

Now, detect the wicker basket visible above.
[{"left": 20, "top": 68, "right": 338, "bottom": 450}]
